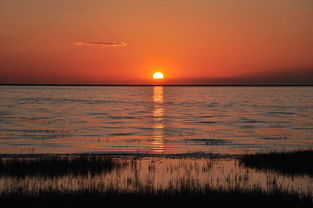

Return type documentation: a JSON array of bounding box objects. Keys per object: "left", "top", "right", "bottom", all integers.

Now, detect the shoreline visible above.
[{"left": 0, "top": 148, "right": 312, "bottom": 159}]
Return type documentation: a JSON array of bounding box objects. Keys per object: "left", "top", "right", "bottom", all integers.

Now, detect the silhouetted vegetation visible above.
[
  {"left": 240, "top": 150, "right": 313, "bottom": 176},
  {"left": 0, "top": 189, "right": 312, "bottom": 208},
  {"left": 0, "top": 155, "right": 125, "bottom": 177},
  {"left": 0, "top": 153, "right": 313, "bottom": 207}
]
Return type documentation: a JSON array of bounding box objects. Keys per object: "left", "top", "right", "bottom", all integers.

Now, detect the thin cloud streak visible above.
[{"left": 75, "top": 41, "right": 127, "bottom": 47}]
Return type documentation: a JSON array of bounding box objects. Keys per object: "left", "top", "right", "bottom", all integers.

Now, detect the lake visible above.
[{"left": 0, "top": 86, "right": 313, "bottom": 154}]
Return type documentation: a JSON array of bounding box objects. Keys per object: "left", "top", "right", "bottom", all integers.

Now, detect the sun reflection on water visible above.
[{"left": 153, "top": 86, "right": 164, "bottom": 153}]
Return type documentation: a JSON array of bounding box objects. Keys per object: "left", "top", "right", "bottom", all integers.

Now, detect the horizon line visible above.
[{"left": 1, "top": 84, "right": 313, "bottom": 87}]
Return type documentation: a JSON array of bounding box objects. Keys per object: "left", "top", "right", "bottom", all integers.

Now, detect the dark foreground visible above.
[
  {"left": 240, "top": 150, "right": 313, "bottom": 176},
  {"left": 0, "top": 190, "right": 312, "bottom": 208},
  {"left": 0, "top": 151, "right": 313, "bottom": 208}
]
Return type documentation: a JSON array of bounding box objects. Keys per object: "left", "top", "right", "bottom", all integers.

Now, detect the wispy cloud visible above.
[{"left": 75, "top": 41, "right": 127, "bottom": 47}]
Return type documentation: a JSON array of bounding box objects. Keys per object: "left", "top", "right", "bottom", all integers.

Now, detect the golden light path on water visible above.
[
  {"left": 152, "top": 86, "right": 164, "bottom": 153},
  {"left": 0, "top": 86, "right": 313, "bottom": 154}
]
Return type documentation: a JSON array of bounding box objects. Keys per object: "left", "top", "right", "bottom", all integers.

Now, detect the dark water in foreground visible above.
[{"left": 0, "top": 86, "right": 313, "bottom": 154}]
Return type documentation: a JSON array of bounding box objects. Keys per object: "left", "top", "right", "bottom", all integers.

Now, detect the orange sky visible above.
[{"left": 0, "top": 0, "right": 313, "bottom": 84}]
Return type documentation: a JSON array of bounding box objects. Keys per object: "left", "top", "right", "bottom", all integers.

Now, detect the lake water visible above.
[{"left": 0, "top": 86, "right": 313, "bottom": 154}]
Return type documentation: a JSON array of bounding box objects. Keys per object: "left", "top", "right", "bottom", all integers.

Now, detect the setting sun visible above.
[{"left": 153, "top": 72, "right": 164, "bottom": 80}]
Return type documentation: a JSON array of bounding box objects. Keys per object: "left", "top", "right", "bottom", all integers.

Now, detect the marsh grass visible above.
[
  {"left": 1, "top": 188, "right": 312, "bottom": 208},
  {"left": 0, "top": 153, "right": 313, "bottom": 207},
  {"left": 240, "top": 150, "right": 313, "bottom": 176},
  {"left": 0, "top": 155, "right": 125, "bottom": 177}
]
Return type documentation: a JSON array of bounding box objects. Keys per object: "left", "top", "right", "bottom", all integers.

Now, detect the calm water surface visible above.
[{"left": 0, "top": 86, "right": 313, "bottom": 154}]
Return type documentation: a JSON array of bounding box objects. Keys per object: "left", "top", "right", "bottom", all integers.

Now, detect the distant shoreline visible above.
[
  {"left": 0, "top": 152, "right": 233, "bottom": 159},
  {"left": 1, "top": 84, "right": 313, "bottom": 87},
  {"left": 0, "top": 149, "right": 312, "bottom": 160}
]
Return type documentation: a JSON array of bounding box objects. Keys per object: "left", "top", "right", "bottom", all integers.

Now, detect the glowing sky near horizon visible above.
[{"left": 0, "top": 0, "right": 312, "bottom": 84}]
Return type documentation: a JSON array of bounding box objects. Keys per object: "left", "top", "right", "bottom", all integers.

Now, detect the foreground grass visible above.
[
  {"left": 0, "top": 189, "right": 312, "bottom": 208},
  {"left": 0, "top": 152, "right": 313, "bottom": 207},
  {"left": 0, "top": 155, "right": 125, "bottom": 177},
  {"left": 240, "top": 150, "right": 313, "bottom": 176}
]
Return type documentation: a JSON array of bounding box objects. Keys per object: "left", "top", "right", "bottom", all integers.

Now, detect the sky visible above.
[{"left": 0, "top": 0, "right": 313, "bottom": 85}]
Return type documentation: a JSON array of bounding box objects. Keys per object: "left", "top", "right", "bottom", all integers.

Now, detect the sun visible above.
[{"left": 153, "top": 72, "right": 164, "bottom": 80}]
